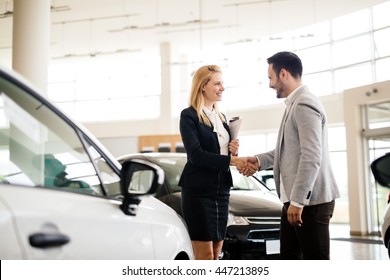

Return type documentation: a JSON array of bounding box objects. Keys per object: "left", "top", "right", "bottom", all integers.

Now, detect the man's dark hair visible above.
[{"left": 267, "top": 51, "right": 303, "bottom": 79}]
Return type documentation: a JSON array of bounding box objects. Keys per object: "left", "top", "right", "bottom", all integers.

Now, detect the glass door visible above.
[
  {"left": 368, "top": 137, "right": 390, "bottom": 234},
  {"left": 363, "top": 101, "right": 390, "bottom": 234}
]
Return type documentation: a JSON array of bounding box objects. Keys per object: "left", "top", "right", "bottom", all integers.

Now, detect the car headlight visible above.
[{"left": 227, "top": 212, "right": 249, "bottom": 226}]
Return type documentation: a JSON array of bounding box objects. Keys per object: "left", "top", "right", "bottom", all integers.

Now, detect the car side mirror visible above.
[
  {"left": 120, "top": 159, "right": 164, "bottom": 216},
  {"left": 371, "top": 153, "right": 390, "bottom": 188}
]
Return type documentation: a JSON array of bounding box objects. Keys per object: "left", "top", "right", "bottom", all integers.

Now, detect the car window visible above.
[
  {"left": 230, "top": 167, "right": 268, "bottom": 191},
  {"left": 0, "top": 75, "right": 119, "bottom": 196},
  {"left": 154, "top": 157, "right": 184, "bottom": 193},
  {"left": 84, "top": 144, "right": 121, "bottom": 196},
  {"left": 256, "top": 169, "right": 276, "bottom": 191}
]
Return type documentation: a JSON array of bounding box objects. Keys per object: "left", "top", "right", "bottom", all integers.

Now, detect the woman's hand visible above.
[
  {"left": 231, "top": 156, "right": 260, "bottom": 177},
  {"left": 229, "top": 139, "right": 239, "bottom": 156},
  {"left": 230, "top": 156, "right": 247, "bottom": 169},
  {"left": 239, "top": 156, "right": 259, "bottom": 176}
]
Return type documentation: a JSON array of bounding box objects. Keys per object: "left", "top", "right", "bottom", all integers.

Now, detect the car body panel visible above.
[
  {"left": 0, "top": 184, "right": 193, "bottom": 259},
  {"left": 229, "top": 191, "right": 282, "bottom": 216},
  {"left": 1, "top": 185, "right": 153, "bottom": 259},
  {"left": 0, "top": 195, "right": 23, "bottom": 259}
]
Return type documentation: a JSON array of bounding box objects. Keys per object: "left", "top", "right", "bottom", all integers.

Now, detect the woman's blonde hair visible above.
[{"left": 189, "top": 65, "right": 225, "bottom": 127}]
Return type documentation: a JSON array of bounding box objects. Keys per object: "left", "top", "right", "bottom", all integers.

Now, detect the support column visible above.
[
  {"left": 12, "top": 0, "right": 51, "bottom": 95},
  {"left": 160, "top": 42, "right": 173, "bottom": 133}
]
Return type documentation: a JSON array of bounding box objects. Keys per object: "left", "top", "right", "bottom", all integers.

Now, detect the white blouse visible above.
[{"left": 203, "top": 107, "right": 230, "bottom": 155}]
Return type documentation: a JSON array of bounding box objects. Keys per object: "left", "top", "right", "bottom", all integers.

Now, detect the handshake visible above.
[{"left": 230, "top": 156, "right": 260, "bottom": 176}]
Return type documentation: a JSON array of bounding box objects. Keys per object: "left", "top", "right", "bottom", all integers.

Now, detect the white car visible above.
[
  {"left": 371, "top": 153, "right": 390, "bottom": 258},
  {"left": 0, "top": 66, "right": 194, "bottom": 260}
]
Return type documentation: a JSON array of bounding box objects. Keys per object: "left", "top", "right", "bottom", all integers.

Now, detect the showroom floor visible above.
[{"left": 329, "top": 224, "right": 388, "bottom": 260}]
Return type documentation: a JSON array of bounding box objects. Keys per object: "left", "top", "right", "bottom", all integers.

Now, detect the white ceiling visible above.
[{"left": 0, "top": 0, "right": 388, "bottom": 60}]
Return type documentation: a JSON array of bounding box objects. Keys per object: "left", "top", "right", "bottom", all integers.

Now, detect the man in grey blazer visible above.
[{"left": 244, "top": 51, "right": 340, "bottom": 259}]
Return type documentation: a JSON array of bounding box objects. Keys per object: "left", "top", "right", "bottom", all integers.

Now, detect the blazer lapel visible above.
[{"left": 274, "top": 86, "right": 306, "bottom": 184}]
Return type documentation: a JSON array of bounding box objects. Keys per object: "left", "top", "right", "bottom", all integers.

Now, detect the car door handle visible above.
[{"left": 29, "top": 233, "right": 70, "bottom": 248}]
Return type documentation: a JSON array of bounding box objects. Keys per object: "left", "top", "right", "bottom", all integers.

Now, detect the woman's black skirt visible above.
[{"left": 181, "top": 185, "right": 230, "bottom": 241}]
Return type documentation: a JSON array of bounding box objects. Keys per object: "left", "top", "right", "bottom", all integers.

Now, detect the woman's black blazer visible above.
[{"left": 178, "top": 106, "right": 233, "bottom": 189}]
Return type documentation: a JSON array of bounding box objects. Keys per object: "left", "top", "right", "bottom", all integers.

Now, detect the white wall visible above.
[{"left": 99, "top": 137, "right": 138, "bottom": 158}]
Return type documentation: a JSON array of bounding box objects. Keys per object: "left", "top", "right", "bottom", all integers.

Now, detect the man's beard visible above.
[{"left": 276, "top": 82, "right": 284, "bottom": 98}]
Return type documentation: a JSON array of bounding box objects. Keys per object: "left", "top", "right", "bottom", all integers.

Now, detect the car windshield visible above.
[
  {"left": 0, "top": 70, "right": 121, "bottom": 197},
  {"left": 145, "top": 155, "right": 270, "bottom": 193}
]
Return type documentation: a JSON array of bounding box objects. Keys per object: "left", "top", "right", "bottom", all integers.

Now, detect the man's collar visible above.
[{"left": 284, "top": 84, "right": 304, "bottom": 106}]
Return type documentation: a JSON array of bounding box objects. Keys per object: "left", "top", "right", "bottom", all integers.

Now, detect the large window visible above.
[
  {"left": 47, "top": 1, "right": 390, "bottom": 122},
  {"left": 327, "top": 126, "right": 348, "bottom": 224},
  {"left": 172, "top": 1, "right": 390, "bottom": 114},
  {"left": 48, "top": 52, "right": 161, "bottom": 122}
]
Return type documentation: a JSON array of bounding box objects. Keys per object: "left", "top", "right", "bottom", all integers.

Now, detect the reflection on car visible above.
[
  {"left": 118, "top": 152, "right": 283, "bottom": 260},
  {"left": 255, "top": 168, "right": 276, "bottom": 194},
  {"left": 0, "top": 66, "right": 193, "bottom": 260},
  {"left": 32, "top": 153, "right": 90, "bottom": 191}
]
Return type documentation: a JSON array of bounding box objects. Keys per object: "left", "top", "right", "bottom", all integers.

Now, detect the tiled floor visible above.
[{"left": 330, "top": 224, "right": 388, "bottom": 260}]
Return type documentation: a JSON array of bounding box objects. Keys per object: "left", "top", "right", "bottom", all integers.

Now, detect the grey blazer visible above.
[{"left": 256, "top": 85, "right": 340, "bottom": 206}]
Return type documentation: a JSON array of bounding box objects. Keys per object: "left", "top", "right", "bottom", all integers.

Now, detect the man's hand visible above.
[
  {"left": 287, "top": 204, "right": 303, "bottom": 228},
  {"left": 239, "top": 156, "right": 259, "bottom": 176}
]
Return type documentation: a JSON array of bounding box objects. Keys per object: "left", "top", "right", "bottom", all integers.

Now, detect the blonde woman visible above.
[{"left": 179, "top": 65, "right": 248, "bottom": 260}]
